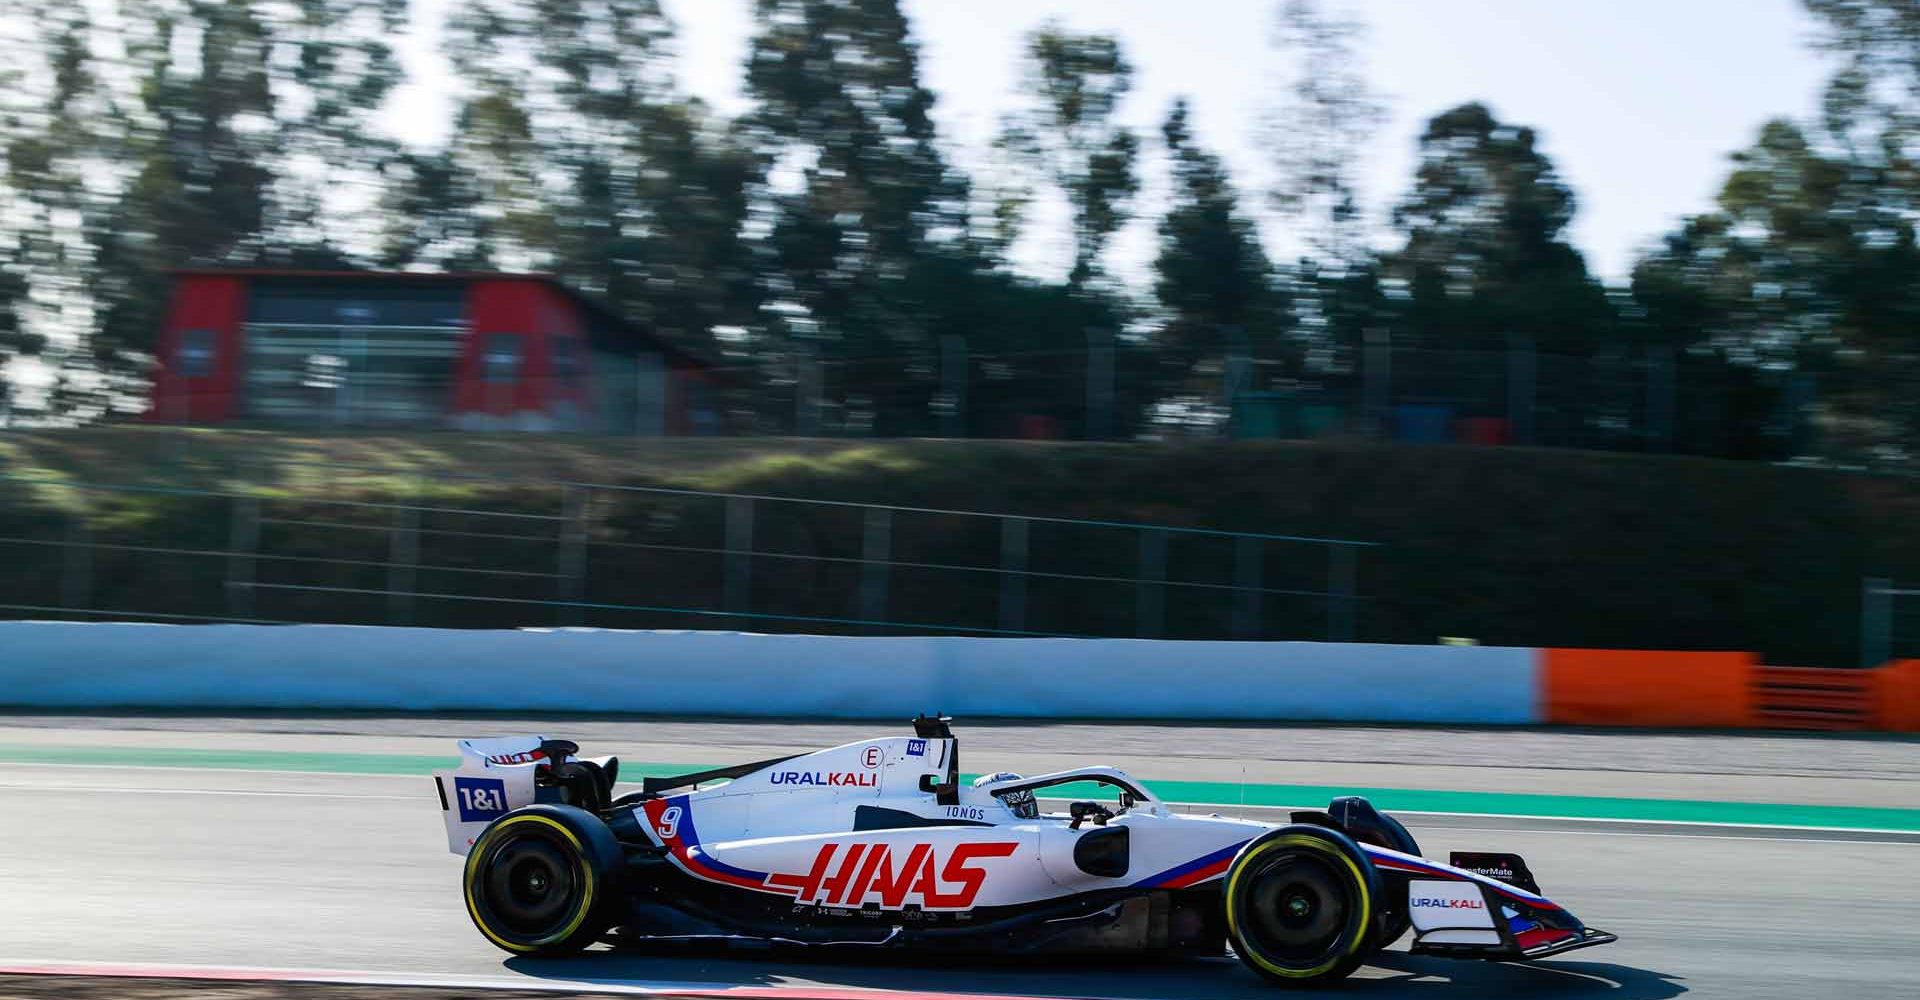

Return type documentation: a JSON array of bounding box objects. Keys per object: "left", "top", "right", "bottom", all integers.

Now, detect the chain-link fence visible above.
[
  {"left": 0, "top": 472, "right": 1376, "bottom": 642},
  {"left": 1861, "top": 578, "right": 1920, "bottom": 666},
  {"left": 707, "top": 336, "right": 1815, "bottom": 460}
]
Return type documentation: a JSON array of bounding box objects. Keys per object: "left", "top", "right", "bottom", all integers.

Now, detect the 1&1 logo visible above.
[{"left": 454, "top": 776, "right": 509, "bottom": 822}]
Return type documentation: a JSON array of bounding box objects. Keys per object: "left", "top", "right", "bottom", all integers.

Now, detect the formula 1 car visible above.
[{"left": 433, "top": 717, "right": 1613, "bottom": 985}]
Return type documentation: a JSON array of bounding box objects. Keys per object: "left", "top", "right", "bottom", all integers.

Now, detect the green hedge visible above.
[{"left": 1, "top": 428, "right": 1912, "bottom": 665}]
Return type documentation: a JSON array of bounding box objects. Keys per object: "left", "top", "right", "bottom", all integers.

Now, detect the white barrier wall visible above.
[{"left": 0, "top": 622, "right": 1541, "bottom": 723}]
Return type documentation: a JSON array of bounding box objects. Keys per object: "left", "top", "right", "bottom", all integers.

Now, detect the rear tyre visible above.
[
  {"left": 463, "top": 804, "right": 622, "bottom": 956},
  {"left": 1224, "top": 826, "right": 1379, "bottom": 986}
]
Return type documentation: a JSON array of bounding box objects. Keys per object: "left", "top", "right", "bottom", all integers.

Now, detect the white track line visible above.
[
  {"left": 1156, "top": 801, "right": 1920, "bottom": 839},
  {"left": 1410, "top": 824, "right": 1920, "bottom": 847}
]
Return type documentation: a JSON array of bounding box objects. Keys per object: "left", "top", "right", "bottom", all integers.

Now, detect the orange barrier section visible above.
[
  {"left": 1873, "top": 659, "right": 1920, "bottom": 732},
  {"left": 1541, "top": 649, "right": 1756, "bottom": 727}
]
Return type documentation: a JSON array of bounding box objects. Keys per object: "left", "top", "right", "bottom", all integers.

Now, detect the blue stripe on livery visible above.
[
  {"left": 1133, "top": 839, "right": 1250, "bottom": 889},
  {"left": 1363, "top": 844, "right": 1559, "bottom": 909},
  {"left": 661, "top": 795, "right": 775, "bottom": 889}
]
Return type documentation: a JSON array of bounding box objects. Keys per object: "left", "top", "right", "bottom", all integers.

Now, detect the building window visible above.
[
  {"left": 178, "top": 329, "right": 215, "bottom": 378},
  {"left": 483, "top": 334, "right": 522, "bottom": 383}
]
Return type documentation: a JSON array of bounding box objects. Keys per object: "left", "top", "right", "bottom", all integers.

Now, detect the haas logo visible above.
[{"left": 767, "top": 842, "right": 1018, "bottom": 909}]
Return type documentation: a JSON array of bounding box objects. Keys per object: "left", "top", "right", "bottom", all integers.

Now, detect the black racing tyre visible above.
[
  {"left": 1327, "top": 796, "right": 1420, "bottom": 948},
  {"left": 462, "top": 804, "right": 623, "bottom": 956},
  {"left": 1224, "top": 825, "right": 1380, "bottom": 986}
]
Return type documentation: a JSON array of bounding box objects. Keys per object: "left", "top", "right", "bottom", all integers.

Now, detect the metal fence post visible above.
[
  {"left": 1645, "top": 344, "right": 1675, "bottom": 452},
  {"left": 1232, "top": 536, "right": 1262, "bottom": 639},
  {"left": 795, "top": 348, "right": 822, "bottom": 436},
  {"left": 998, "top": 517, "right": 1029, "bottom": 633},
  {"left": 1863, "top": 577, "right": 1892, "bottom": 668},
  {"left": 388, "top": 503, "right": 419, "bottom": 625},
  {"left": 1362, "top": 328, "right": 1391, "bottom": 438},
  {"left": 226, "top": 495, "right": 260, "bottom": 619},
  {"left": 860, "top": 507, "right": 892, "bottom": 626},
  {"left": 1136, "top": 529, "right": 1167, "bottom": 639},
  {"left": 556, "top": 486, "right": 588, "bottom": 626},
  {"left": 1785, "top": 373, "right": 1816, "bottom": 456},
  {"left": 1085, "top": 327, "right": 1114, "bottom": 441},
  {"left": 1328, "top": 544, "right": 1357, "bottom": 642},
  {"left": 724, "top": 496, "right": 754, "bottom": 614},
  {"left": 1507, "top": 336, "right": 1537, "bottom": 445},
  {"left": 939, "top": 335, "right": 967, "bottom": 438},
  {"left": 1223, "top": 326, "right": 1251, "bottom": 439},
  {"left": 62, "top": 512, "right": 92, "bottom": 611}
]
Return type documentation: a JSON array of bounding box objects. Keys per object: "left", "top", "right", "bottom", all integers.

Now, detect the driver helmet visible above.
[{"left": 974, "top": 771, "right": 1038, "bottom": 819}]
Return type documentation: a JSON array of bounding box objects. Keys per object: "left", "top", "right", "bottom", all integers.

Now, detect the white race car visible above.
[{"left": 434, "top": 716, "right": 1614, "bottom": 985}]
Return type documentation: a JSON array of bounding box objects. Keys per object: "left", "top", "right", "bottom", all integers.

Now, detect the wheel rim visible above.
[
  {"left": 478, "top": 830, "right": 581, "bottom": 938},
  {"left": 1240, "top": 850, "right": 1351, "bottom": 965}
]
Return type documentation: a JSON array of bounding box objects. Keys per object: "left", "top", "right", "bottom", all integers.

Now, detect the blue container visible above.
[{"left": 1393, "top": 403, "right": 1455, "bottom": 443}]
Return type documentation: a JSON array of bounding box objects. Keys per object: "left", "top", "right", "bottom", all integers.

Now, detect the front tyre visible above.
[
  {"left": 463, "top": 804, "right": 621, "bottom": 956},
  {"left": 1224, "top": 826, "right": 1380, "bottom": 986}
]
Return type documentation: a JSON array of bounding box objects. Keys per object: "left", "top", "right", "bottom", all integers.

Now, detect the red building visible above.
[{"left": 148, "top": 270, "right": 721, "bottom": 434}]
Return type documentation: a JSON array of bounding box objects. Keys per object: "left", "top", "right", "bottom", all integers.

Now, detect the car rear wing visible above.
[{"left": 431, "top": 735, "right": 596, "bottom": 856}]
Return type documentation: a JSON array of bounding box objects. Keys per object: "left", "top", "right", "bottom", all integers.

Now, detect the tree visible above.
[
  {"left": 99, "top": 0, "right": 404, "bottom": 336},
  {"left": 1632, "top": 120, "right": 1920, "bottom": 458},
  {"left": 90, "top": 0, "right": 278, "bottom": 361},
  {"left": 3, "top": 1, "right": 136, "bottom": 418},
  {"left": 1267, "top": 0, "right": 1385, "bottom": 263},
  {"left": 1154, "top": 99, "right": 1280, "bottom": 377},
  {"left": 1, "top": 55, "right": 36, "bottom": 407},
  {"left": 412, "top": 85, "right": 559, "bottom": 271},
  {"left": 1386, "top": 103, "right": 1613, "bottom": 353},
  {"left": 743, "top": 0, "right": 970, "bottom": 432},
  {"left": 1804, "top": 1, "right": 1920, "bottom": 154},
  {"left": 439, "top": 0, "right": 667, "bottom": 274},
  {"left": 0, "top": 231, "right": 33, "bottom": 421},
  {"left": 375, "top": 150, "right": 498, "bottom": 272},
  {"left": 997, "top": 23, "right": 1141, "bottom": 288},
  {"left": 429, "top": 0, "right": 765, "bottom": 362},
  {"left": 612, "top": 102, "right": 764, "bottom": 349},
  {"left": 0, "top": 0, "right": 405, "bottom": 420}
]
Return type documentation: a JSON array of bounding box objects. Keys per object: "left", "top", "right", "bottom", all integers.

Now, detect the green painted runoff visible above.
[{"left": 5, "top": 742, "right": 1915, "bottom": 832}]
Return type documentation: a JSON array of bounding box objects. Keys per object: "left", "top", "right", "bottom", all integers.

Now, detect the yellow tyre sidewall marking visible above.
[
  {"left": 463, "top": 814, "right": 597, "bottom": 954},
  {"left": 1224, "top": 833, "right": 1373, "bottom": 980}
]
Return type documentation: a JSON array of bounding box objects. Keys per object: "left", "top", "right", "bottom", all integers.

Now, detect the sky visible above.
[{"left": 382, "top": 0, "right": 1833, "bottom": 286}]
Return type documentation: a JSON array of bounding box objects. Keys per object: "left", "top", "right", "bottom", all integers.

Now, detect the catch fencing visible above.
[
  {"left": 721, "top": 336, "right": 1815, "bottom": 460},
  {"left": 0, "top": 472, "right": 1375, "bottom": 642},
  {"left": 1861, "top": 577, "right": 1920, "bottom": 667}
]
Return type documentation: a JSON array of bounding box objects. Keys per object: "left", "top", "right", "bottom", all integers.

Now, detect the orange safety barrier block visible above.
[
  {"left": 1541, "top": 649, "right": 1756, "bottom": 728},
  {"left": 1872, "top": 659, "right": 1920, "bottom": 732}
]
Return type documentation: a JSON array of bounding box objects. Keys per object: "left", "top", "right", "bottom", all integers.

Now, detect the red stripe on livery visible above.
[{"left": 642, "top": 798, "right": 782, "bottom": 893}]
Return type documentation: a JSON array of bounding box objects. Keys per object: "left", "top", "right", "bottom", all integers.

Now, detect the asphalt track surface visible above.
[{"left": 2, "top": 718, "right": 1918, "bottom": 999}]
